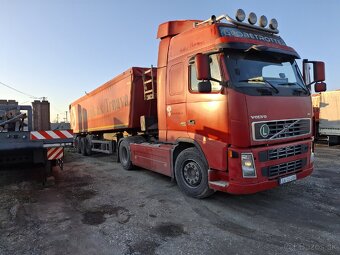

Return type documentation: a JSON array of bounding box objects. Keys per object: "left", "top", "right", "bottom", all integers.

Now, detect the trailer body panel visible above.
[
  {"left": 319, "top": 91, "right": 340, "bottom": 136},
  {"left": 70, "top": 67, "right": 157, "bottom": 134}
]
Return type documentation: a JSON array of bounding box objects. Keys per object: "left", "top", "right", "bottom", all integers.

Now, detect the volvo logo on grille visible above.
[
  {"left": 283, "top": 124, "right": 290, "bottom": 130},
  {"left": 260, "top": 124, "right": 270, "bottom": 138}
]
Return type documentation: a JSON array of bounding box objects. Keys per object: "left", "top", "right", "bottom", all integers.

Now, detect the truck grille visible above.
[
  {"left": 268, "top": 144, "right": 307, "bottom": 160},
  {"left": 262, "top": 158, "right": 307, "bottom": 178},
  {"left": 253, "top": 118, "right": 311, "bottom": 141}
]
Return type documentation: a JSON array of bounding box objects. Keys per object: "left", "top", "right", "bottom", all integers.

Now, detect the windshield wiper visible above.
[
  {"left": 239, "top": 78, "right": 279, "bottom": 94},
  {"left": 277, "top": 82, "right": 309, "bottom": 94}
]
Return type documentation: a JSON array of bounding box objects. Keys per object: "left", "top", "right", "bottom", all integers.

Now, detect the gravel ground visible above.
[{"left": 0, "top": 145, "right": 339, "bottom": 255}]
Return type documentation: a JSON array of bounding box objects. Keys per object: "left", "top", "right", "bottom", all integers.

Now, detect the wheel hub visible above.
[{"left": 183, "top": 161, "right": 201, "bottom": 187}]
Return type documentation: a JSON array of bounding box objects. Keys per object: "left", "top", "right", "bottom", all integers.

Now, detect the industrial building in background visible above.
[{"left": 0, "top": 99, "right": 73, "bottom": 180}]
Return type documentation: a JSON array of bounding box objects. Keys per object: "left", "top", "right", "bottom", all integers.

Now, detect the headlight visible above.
[{"left": 241, "top": 153, "right": 257, "bottom": 178}]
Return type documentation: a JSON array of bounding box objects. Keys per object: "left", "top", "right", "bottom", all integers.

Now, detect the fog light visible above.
[
  {"left": 248, "top": 12, "right": 257, "bottom": 25},
  {"left": 236, "top": 9, "right": 246, "bottom": 22},
  {"left": 269, "top": 18, "right": 278, "bottom": 30},
  {"left": 241, "top": 153, "right": 257, "bottom": 178},
  {"left": 259, "top": 15, "right": 268, "bottom": 27}
]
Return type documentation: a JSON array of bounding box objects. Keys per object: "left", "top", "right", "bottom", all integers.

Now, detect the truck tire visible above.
[
  {"left": 119, "top": 139, "right": 133, "bottom": 170},
  {"left": 85, "top": 135, "right": 92, "bottom": 156},
  {"left": 76, "top": 136, "right": 81, "bottom": 153},
  {"left": 174, "top": 148, "right": 215, "bottom": 198},
  {"left": 118, "top": 136, "right": 146, "bottom": 170},
  {"left": 80, "top": 137, "right": 88, "bottom": 156}
]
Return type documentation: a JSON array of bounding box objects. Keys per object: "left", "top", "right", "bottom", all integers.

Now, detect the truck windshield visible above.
[{"left": 224, "top": 51, "right": 308, "bottom": 96}]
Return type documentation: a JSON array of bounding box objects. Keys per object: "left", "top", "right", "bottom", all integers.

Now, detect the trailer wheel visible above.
[
  {"left": 80, "top": 137, "right": 88, "bottom": 156},
  {"left": 76, "top": 136, "right": 81, "bottom": 153},
  {"left": 119, "top": 139, "right": 133, "bottom": 170},
  {"left": 85, "top": 135, "right": 92, "bottom": 156},
  {"left": 174, "top": 148, "right": 215, "bottom": 198}
]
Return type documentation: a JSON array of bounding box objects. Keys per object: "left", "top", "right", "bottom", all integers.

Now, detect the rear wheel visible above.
[
  {"left": 75, "top": 136, "right": 81, "bottom": 153},
  {"left": 119, "top": 139, "right": 133, "bottom": 170},
  {"left": 80, "top": 137, "right": 88, "bottom": 156},
  {"left": 85, "top": 135, "right": 92, "bottom": 156},
  {"left": 175, "top": 148, "right": 215, "bottom": 198},
  {"left": 119, "top": 136, "right": 146, "bottom": 170}
]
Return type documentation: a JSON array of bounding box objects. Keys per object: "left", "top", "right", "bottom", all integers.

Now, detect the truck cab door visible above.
[
  {"left": 186, "top": 54, "right": 229, "bottom": 170},
  {"left": 165, "top": 62, "right": 188, "bottom": 142}
]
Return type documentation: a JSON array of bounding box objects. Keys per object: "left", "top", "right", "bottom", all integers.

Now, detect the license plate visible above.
[{"left": 279, "top": 174, "right": 297, "bottom": 185}]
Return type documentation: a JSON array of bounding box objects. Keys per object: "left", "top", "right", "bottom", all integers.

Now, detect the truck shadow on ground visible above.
[{"left": 0, "top": 167, "right": 43, "bottom": 187}]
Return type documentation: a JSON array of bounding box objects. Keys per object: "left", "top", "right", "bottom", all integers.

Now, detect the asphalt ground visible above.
[{"left": 0, "top": 145, "right": 339, "bottom": 255}]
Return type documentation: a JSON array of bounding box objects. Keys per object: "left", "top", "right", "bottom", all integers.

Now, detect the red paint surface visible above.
[
  {"left": 130, "top": 143, "right": 172, "bottom": 176},
  {"left": 70, "top": 67, "right": 157, "bottom": 134}
]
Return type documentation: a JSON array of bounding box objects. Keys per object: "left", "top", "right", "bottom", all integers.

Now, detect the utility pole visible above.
[
  {"left": 56, "top": 114, "right": 59, "bottom": 123},
  {"left": 65, "top": 111, "right": 68, "bottom": 123}
]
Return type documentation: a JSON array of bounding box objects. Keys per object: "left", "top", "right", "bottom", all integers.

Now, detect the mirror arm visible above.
[
  {"left": 206, "top": 77, "right": 229, "bottom": 87},
  {"left": 306, "top": 82, "right": 313, "bottom": 90}
]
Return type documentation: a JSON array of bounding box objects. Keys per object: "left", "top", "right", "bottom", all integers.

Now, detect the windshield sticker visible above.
[{"left": 219, "top": 27, "right": 286, "bottom": 46}]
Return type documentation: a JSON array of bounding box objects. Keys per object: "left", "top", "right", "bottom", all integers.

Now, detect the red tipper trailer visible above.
[
  {"left": 70, "top": 67, "right": 157, "bottom": 134},
  {"left": 70, "top": 9, "right": 327, "bottom": 198}
]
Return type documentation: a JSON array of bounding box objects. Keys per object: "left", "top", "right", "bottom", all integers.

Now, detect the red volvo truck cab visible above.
[{"left": 70, "top": 9, "right": 326, "bottom": 198}]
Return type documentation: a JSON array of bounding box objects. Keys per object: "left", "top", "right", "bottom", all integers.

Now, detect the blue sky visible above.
[{"left": 0, "top": 0, "right": 339, "bottom": 122}]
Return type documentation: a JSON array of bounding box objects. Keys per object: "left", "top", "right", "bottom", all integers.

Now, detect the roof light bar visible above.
[{"left": 195, "top": 9, "right": 279, "bottom": 34}]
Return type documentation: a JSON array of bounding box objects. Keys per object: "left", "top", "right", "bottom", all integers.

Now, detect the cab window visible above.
[{"left": 189, "top": 54, "right": 222, "bottom": 92}]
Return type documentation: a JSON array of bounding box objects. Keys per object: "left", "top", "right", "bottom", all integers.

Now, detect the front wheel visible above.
[{"left": 174, "top": 148, "right": 215, "bottom": 198}]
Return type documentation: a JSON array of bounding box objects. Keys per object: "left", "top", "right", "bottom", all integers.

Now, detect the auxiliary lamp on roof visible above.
[
  {"left": 259, "top": 15, "right": 268, "bottom": 28},
  {"left": 234, "top": 8, "right": 279, "bottom": 31},
  {"left": 235, "top": 9, "right": 246, "bottom": 22},
  {"left": 248, "top": 12, "right": 257, "bottom": 25},
  {"left": 269, "top": 18, "right": 278, "bottom": 30}
]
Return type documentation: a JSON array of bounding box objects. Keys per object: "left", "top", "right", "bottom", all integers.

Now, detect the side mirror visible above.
[
  {"left": 195, "top": 53, "right": 211, "bottom": 80},
  {"left": 303, "top": 59, "right": 326, "bottom": 85},
  {"left": 314, "top": 82, "right": 326, "bottom": 93},
  {"left": 198, "top": 81, "right": 212, "bottom": 93},
  {"left": 313, "top": 61, "right": 325, "bottom": 82}
]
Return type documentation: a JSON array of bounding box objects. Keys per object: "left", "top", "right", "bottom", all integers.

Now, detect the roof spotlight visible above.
[
  {"left": 235, "top": 9, "right": 246, "bottom": 22},
  {"left": 259, "top": 15, "right": 268, "bottom": 27},
  {"left": 269, "top": 18, "right": 278, "bottom": 30},
  {"left": 248, "top": 12, "right": 257, "bottom": 25}
]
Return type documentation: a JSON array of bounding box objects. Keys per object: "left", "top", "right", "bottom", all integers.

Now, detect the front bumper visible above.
[
  {"left": 209, "top": 139, "right": 313, "bottom": 194},
  {"left": 225, "top": 166, "right": 312, "bottom": 194}
]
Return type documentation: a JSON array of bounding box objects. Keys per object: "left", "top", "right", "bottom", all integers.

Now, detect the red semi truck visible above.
[{"left": 70, "top": 9, "right": 326, "bottom": 198}]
